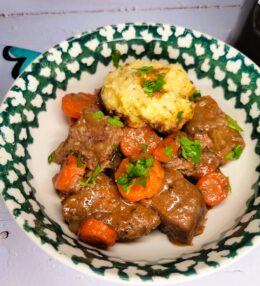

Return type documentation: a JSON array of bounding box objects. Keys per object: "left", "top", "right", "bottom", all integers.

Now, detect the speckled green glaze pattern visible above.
[{"left": 0, "top": 23, "right": 259, "bottom": 283}]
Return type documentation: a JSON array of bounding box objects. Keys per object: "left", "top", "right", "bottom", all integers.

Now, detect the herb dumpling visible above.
[{"left": 101, "top": 60, "right": 196, "bottom": 132}]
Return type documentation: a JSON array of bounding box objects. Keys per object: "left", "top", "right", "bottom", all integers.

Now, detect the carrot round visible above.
[
  {"left": 78, "top": 218, "right": 117, "bottom": 248},
  {"left": 54, "top": 155, "right": 86, "bottom": 192},
  {"left": 62, "top": 92, "right": 99, "bottom": 119},
  {"left": 196, "top": 172, "right": 230, "bottom": 207},
  {"left": 120, "top": 127, "right": 161, "bottom": 157},
  {"left": 115, "top": 157, "right": 164, "bottom": 202},
  {"left": 153, "top": 135, "right": 180, "bottom": 162}
]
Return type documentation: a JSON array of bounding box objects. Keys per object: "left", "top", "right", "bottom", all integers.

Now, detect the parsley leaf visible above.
[
  {"left": 142, "top": 75, "right": 166, "bottom": 97},
  {"left": 108, "top": 116, "right": 124, "bottom": 127},
  {"left": 226, "top": 115, "right": 243, "bottom": 132},
  {"left": 177, "top": 111, "right": 183, "bottom": 122},
  {"left": 112, "top": 144, "right": 119, "bottom": 151},
  {"left": 111, "top": 49, "right": 121, "bottom": 68},
  {"left": 136, "top": 176, "right": 146, "bottom": 188},
  {"left": 189, "top": 91, "right": 201, "bottom": 101},
  {"left": 92, "top": 111, "right": 104, "bottom": 120},
  {"left": 116, "top": 157, "right": 154, "bottom": 193},
  {"left": 79, "top": 165, "right": 101, "bottom": 187},
  {"left": 137, "top": 66, "right": 153, "bottom": 75},
  {"left": 77, "top": 156, "right": 85, "bottom": 167},
  {"left": 164, "top": 146, "right": 173, "bottom": 159},
  {"left": 180, "top": 135, "right": 201, "bottom": 164},
  {"left": 226, "top": 145, "right": 243, "bottom": 160},
  {"left": 77, "top": 155, "right": 85, "bottom": 167},
  {"left": 140, "top": 143, "right": 148, "bottom": 153},
  {"left": 69, "top": 150, "right": 85, "bottom": 167},
  {"left": 48, "top": 151, "right": 55, "bottom": 164}
]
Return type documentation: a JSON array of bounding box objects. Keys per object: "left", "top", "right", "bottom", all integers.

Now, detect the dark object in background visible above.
[{"left": 235, "top": 1, "right": 260, "bottom": 66}]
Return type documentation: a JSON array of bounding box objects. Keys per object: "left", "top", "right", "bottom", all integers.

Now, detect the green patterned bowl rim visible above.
[{"left": 0, "top": 23, "right": 259, "bottom": 284}]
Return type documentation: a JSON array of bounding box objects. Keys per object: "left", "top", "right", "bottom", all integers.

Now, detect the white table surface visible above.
[{"left": 1, "top": 1, "right": 260, "bottom": 285}]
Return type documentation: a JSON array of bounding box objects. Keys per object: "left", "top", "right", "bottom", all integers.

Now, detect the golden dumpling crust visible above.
[{"left": 101, "top": 60, "right": 196, "bottom": 132}]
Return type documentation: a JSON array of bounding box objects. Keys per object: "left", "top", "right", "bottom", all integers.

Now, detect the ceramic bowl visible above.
[{"left": 0, "top": 23, "right": 259, "bottom": 284}]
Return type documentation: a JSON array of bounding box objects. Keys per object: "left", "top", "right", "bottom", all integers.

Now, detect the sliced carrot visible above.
[
  {"left": 153, "top": 134, "right": 180, "bottom": 163},
  {"left": 120, "top": 127, "right": 161, "bottom": 157},
  {"left": 115, "top": 157, "right": 164, "bottom": 202},
  {"left": 196, "top": 172, "right": 230, "bottom": 207},
  {"left": 54, "top": 155, "right": 86, "bottom": 192},
  {"left": 78, "top": 218, "right": 117, "bottom": 248},
  {"left": 62, "top": 92, "right": 99, "bottom": 119}
]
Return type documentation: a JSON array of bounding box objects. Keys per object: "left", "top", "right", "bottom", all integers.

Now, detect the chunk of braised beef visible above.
[
  {"left": 54, "top": 111, "right": 124, "bottom": 170},
  {"left": 62, "top": 173, "right": 160, "bottom": 241},
  {"left": 142, "top": 168, "right": 207, "bottom": 245},
  {"left": 184, "top": 96, "right": 245, "bottom": 165}
]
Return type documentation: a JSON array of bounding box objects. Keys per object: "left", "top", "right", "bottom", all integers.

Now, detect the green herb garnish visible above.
[
  {"left": 136, "top": 176, "right": 146, "bottom": 188},
  {"left": 142, "top": 75, "right": 166, "bottom": 97},
  {"left": 189, "top": 91, "right": 201, "bottom": 101},
  {"left": 48, "top": 151, "right": 55, "bottom": 164},
  {"left": 177, "top": 111, "right": 183, "bottom": 122},
  {"left": 108, "top": 116, "right": 124, "bottom": 127},
  {"left": 180, "top": 135, "right": 201, "bottom": 164},
  {"left": 69, "top": 150, "right": 85, "bottom": 167},
  {"left": 92, "top": 111, "right": 104, "bottom": 120},
  {"left": 77, "top": 156, "right": 85, "bottom": 167},
  {"left": 163, "top": 146, "right": 174, "bottom": 159},
  {"left": 226, "top": 145, "right": 243, "bottom": 160},
  {"left": 79, "top": 165, "right": 102, "bottom": 187},
  {"left": 140, "top": 143, "right": 148, "bottom": 153},
  {"left": 116, "top": 157, "right": 154, "bottom": 193},
  {"left": 112, "top": 144, "right": 119, "bottom": 151},
  {"left": 226, "top": 115, "right": 243, "bottom": 132},
  {"left": 137, "top": 66, "right": 153, "bottom": 75},
  {"left": 111, "top": 49, "right": 121, "bottom": 68}
]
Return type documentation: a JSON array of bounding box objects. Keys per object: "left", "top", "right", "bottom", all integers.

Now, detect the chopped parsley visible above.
[
  {"left": 79, "top": 165, "right": 101, "bottom": 187},
  {"left": 163, "top": 146, "right": 174, "bottom": 159},
  {"left": 108, "top": 116, "right": 124, "bottom": 127},
  {"left": 226, "top": 115, "right": 243, "bottom": 132},
  {"left": 177, "top": 111, "right": 183, "bottom": 122},
  {"left": 92, "top": 111, "right": 104, "bottom": 120},
  {"left": 48, "top": 151, "right": 55, "bottom": 164},
  {"left": 226, "top": 145, "right": 243, "bottom": 160},
  {"left": 180, "top": 135, "right": 201, "bottom": 164},
  {"left": 112, "top": 144, "right": 119, "bottom": 151},
  {"left": 137, "top": 66, "right": 153, "bottom": 75},
  {"left": 140, "top": 143, "right": 148, "bottom": 153},
  {"left": 116, "top": 157, "right": 154, "bottom": 194},
  {"left": 76, "top": 156, "right": 85, "bottom": 167},
  {"left": 136, "top": 176, "right": 146, "bottom": 188},
  {"left": 69, "top": 150, "right": 85, "bottom": 167},
  {"left": 142, "top": 75, "right": 166, "bottom": 97},
  {"left": 111, "top": 49, "right": 121, "bottom": 68},
  {"left": 189, "top": 91, "right": 201, "bottom": 101}
]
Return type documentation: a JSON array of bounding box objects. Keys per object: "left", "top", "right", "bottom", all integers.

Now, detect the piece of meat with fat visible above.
[
  {"left": 142, "top": 168, "right": 207, "bottom": 244},
  {"left": 54, "top": 110, "right": 124, "bottom": 170},
  {"left": 164, "top": 157, "right": 195, "bottom": 177},
  {"left": 184, "top": 96, "right": 245, "bottom": 164},
  {"left": 62, "top": 173, "right": 160, "bottom": 241}
]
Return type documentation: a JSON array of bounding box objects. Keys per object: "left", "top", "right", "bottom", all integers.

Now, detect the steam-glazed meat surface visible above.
[
  {"left": 185, "top": 96, "right": 245, "bottom": 164},
  {"left": 185, "top": 96, "right": 226, "bottom": 134},
  {"left": 142, "top": 169, "right": 207, "bottom": 244},
  {"left": 62, "top": 173, "right": 160, "bottom": 240},
  {"left": 54, "top": 111, "right": 123, "bottom": 170}
]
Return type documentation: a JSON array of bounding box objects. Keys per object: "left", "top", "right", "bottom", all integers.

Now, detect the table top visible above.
[{"left": 1, "top": 1, "right": 260, "bottom": 285}]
